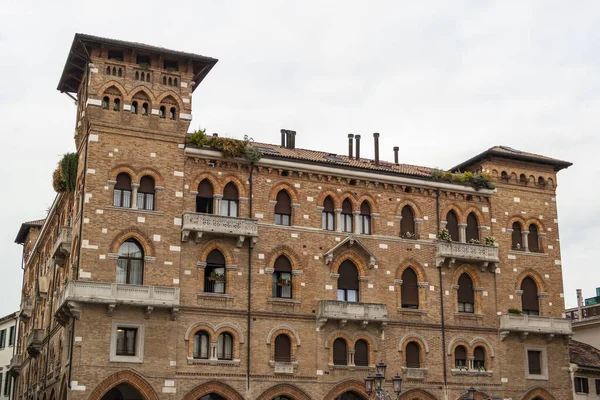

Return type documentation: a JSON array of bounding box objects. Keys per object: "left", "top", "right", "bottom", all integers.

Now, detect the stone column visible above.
[
  {"left": 353, "top": 211, "right": 361, "bottom": 234},
  {"left": 213, "top": 194, "right": 223, "bottom": 216},
  {"left": 334, "top": 209, "right": 342, "bottom": 232},
  {"left": 131, "top": 183, "right": 140, "bottom": 209},
  {"left": 538, "top": 232, "right": 547, "bottom": 252},
  {"left": 458, "top": 224, "right": 467, "bottom": 243},
  {"left": 522, "top": 230, "right": 530, "bottom": 252}
]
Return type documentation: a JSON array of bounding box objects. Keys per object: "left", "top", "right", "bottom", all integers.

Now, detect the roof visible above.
[
  {"left": 570, "top": 340, "right": 600, "bottom": 369},
  {"left": 0, "top": 312, "right": 17, "bottom": 325},
  {"left": 15, "top": 219, "right": 45, "bottom": 245},
  {"left": 57, "top": 33, "right": 218, "bottom": 94},
  {"left": 451, "top": 145, "right": 572, "bottom": 172}
]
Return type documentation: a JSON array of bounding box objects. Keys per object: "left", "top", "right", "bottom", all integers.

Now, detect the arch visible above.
[
  {"left": 337, "top": 191, "right": 358, "bottom": 210},
  {"left": 220, "top": 174, "right": 248, "bottom": 197},
  {"left": 156, "top": 90, "right": 184, "bottom": 110},
  {"left": 87, "top": 370, "right": 159, "bottom": 400},
  {"left": 398, "top": 333, "right": 430, "bottom": 354},
  {"left": 547, "top": 177, "right": 554, "bottom": 187},
  {"left": 323, "top": 379, "right": 368, "bottom": 400},
  {"left": 452, "top": 264, "right": 482, "bottom": 287},
  {"left": 214, "top": 322, "right": 245, "bottom": 343},
  {"left": 395, "top": 259, "right": 426, "bottom": 282},
  {"left": 191, "top": 172, "right": 222, "bottom": 194},
  {"left": 324, "top": 329, "right": 379, "bottom": 351},
  {"left": 330, "top": 250, "right": 369, "bottom": 277},
  {"left": 524, "top": 218, "right": 545, "bottom": 233},
  {"left": 515, "top": 269, "right": 546, "bottom": 293},
  {"left": 267, "top": 245, "right": 302, "bottom": 271},
  {"left": 135, "top": 168, "right": 165, "bottom": 187},
  {"left": 127, "top": 86, "right": 157, "bottom": 103},
  {"left": 446, "top": 337, "right": 471, "bottom": 356},
  {"left": 197, "top": 239, "right": 236, "bottom": 266},
  {"left": 440, "top": 204, "right": 464, "bottom": 224},
  {"left": 97, "top": 80, "right": 127, "bottom": 99},
  {"left": 469, "top": 338, "right": 495, "bottom": 358},
  {"left": 268, "top": 182, "right": 299, "bottom": 204},
  {"left": 109, "top": 228, "right": 155, "bottom": 257},
  {"left": 521, "top": 387, "right": 557, "bottom": 400},
  {"left": 461, "top": 205, "right": 485, "bottom": 225},
  {"left": 181, "top": 381, "right": 244, "bottom": 400},
  {"left": 317, "top": 190, "right": 341, "bottom": 209},
  {"left": 109, "top": 165, "right": 138, "bottom": 182},
  {"left": 519, "top": 173, "right": 528, "bottom": 183},
  {"left": 255, "top": 384, "right": 312, "bottom": 400},
  {"left": 356, "top": 193, "right": 378, "bottom": 214},
  {"left": 395, "top": 199, "right": 423, "bottom": 219},
  {"left": 507, "top": 215, "right": 527, "bottom": 228},
  {"left": 267, "top": 325, "right": 301, "bottom": 346},
  {"left": 398, "top": 388, "right": 437, "bottom": 400},
  {"left": 185, "top": 322, "right": 216, "bottom": 342}
]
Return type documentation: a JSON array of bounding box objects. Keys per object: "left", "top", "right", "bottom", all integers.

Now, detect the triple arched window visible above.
[
  {"left": 322, "top": 196, "right": 335, "bottom": 230},
  {"left": 205, "top": 249, "right": 226, "bottom": 294},
  {"left": 116, "top": 239, "right": 143, "bottom": 285},
  {"left": 337, "top": 260, "right": 359, "bottom": 302},
  {"left": 457, "top": 273, "right": 474, "bottom": 313},
  {"left": 341, "top": 199, "right": 353, "bottom": 233},
  {"left": 274, "top": 190, "right": 291, "bottom": 226},
  {"left": 272, "top": 256, "right": 292, "bottom": 298}
]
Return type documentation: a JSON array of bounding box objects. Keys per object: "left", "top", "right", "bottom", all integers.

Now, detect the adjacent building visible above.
[
  {"left": 0, "top": 312, "right": 18, "bottom": 400},
  {"left": 11, "top": 33, "right": 575, "bottom": 400}
]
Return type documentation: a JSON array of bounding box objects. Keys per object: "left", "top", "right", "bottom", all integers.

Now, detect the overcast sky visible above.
[{"left": 1, "top": 1, "right": 598, "bottom": 316}]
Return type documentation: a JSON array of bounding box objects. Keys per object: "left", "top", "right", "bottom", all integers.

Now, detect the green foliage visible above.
[
  {"left": 468, "top": 238, "right": 480, "bottom": 244},
  {"left": 138, "top": 62, "right": 150, "bottom": 69},
  {"left": 430, "top": 168, "right": 496, "bottom": 190},
  {"left": 187, "top": 129, "right": 263, "bottom": 163},
  {"left": 507, "top": 308, "right": 523, "bottom": 315},
  {"left": 437, "top": 229, "right": 452, "bottom": 242},
  {"left": 52, "top": 167, "right": 66, "bottom": 192},
  {"left": 484, "top": 236, "right": 497, "bottom": 246},
  {"left": 52, "top": 153, "right": 78, "bottom": 193}
]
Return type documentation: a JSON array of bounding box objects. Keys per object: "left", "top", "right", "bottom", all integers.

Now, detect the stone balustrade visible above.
[
  {"left": 181, "top": 212, "right": 258, "bottom": 247},
  {"left": 499, "top": 314, "right": 572, "bottom": 341},
  {"left": 436, "top": 241, "right": 499, "bottom": 271},
  {"left": 317, "top": 300, "right": 388, "bottom": 330}
]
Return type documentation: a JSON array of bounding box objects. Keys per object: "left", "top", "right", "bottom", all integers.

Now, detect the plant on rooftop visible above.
[
  {"left": 430, "top": 168, "right": 495, "bottom": 190},
  {"left": 187, "top": 129, "right": 263, "bottom": 163},
  {"left": 52, "top": 153, "right": 78, "bottom": 193}
]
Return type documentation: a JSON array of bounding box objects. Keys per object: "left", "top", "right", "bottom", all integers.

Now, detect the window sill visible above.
[
  {"left": 186, "top": 357, "right": 240, "bottom": 366},
  {"left": 105, "top": 206, "right": 164, "bottom": 216},
  {"left": 454, "top": 313, "right": 484, "bottom": 319},
  {"left": 197, "top": 292, "right": 233, "bottom": 299},
  {"left": 526, "top": 374, "right": 549, "bottom": 381},
  {"left": 509, "top": 250, "right": 547, "bottom": 257},
  {"left": 327, "top": 363, "right": 374, "bottom": 371},
  {"left": 267, "top": 297, "right": 301, "bottom": 304},
  {"left": 110, "top": 355, "right": 143, "bottom": 364},
  {"left": 397, "top": 308, "right": 427, "bottom": 314},
  {"left": 451, "top": 369, "right": 493, "bottom": 377}
]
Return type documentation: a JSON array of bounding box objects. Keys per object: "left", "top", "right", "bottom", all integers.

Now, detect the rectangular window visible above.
[
  {"left": 574, "top": 377, "right": 589, "bottom": 393},
  {"left": 596, "top": 379, "right": 600, "bottom": 395},
  {"left": 0, "top": 329, "right": 5, "bottom": 349},
  {"left": 8, "top": 326, "right": 15, "bottom": 346},
  {"left": 3, "top": 372, "right": 9, "bottom": 397},
  {"left": 458, "top": 302, "right": 474, "bottom": 313},
  {"left": 221, "top": 200, "right": 238, "bottom": 217},
  {"left": 527, "top": 350, "right": 542, "bottom": 375},
  {"left": 116, "top": 328, "right": 137, "bottom": 356}
]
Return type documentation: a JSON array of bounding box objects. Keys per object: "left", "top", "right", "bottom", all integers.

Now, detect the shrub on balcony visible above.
[
  {"left": 437, "top": 229, "right": 452, "bottom": 242},
  {"left": 484, "top": 236, "right": 497, "bottom": 246},
  {"left": 507, "top": 308, "right": 523, "bottom": 315},
  {"left": 468, "top": 238, "right": 480, "bottom": 244},
  {"left": 430, "top": 169, "right": 496, "bottom": 190}
]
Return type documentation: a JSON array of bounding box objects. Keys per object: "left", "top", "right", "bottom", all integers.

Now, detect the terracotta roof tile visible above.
[
  {"left": 452, "top": 145, "right": 572, "bottom": 171},
  {"left": 570, "top": 340, "right": 600, "bottom": 368}
]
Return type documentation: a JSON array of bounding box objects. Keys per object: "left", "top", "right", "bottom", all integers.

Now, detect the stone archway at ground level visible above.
[
  {"left": 323, "top": 380, "right": 368, "bottom": 400},
  {"left": 255, "top": 384, "right": 312, "bottom": 400},
  {"left": 87, "top": 370, "right": 159, "bottom": 400},
  {"left": 399, "top": 388, "right": 438, "bottom": 400},
  {"left": 521, "top": 387, "right": 557, "bottom": 400},
  {"left": 181, "top": 381, "right": 244, "bottom": 400}
]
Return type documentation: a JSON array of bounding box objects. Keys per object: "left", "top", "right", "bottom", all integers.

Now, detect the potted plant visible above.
[
  {"left": 437, "top": 229, "right": 452, "bottom": 242},
  {"left": 277, "top": 278, "right": 291, "bottom": 287},
  {"left": 507, "top": 308, "right": 523, "bottom": 315},
  {"left": 468, "top": 238, "right": 480, "bottom": 244},
  {"left": 208, "top": 271, "right": 225, "bottom": 281},
  {"left": 402, "top": 231, "right": 416, "bottom": 239},
  {"left": 484, "top": 236, "right": 497, "bottom": 246}
]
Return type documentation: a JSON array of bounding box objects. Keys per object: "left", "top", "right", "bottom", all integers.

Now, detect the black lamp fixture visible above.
[{"left": 365, "top": 361, "right": 403, "bottom": 399}]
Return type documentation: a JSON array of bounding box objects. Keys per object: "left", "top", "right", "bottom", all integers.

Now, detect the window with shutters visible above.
[
  {"left": 526, "top": 349, "right": 544, "bottom": 377},
  {"left": 272, "top": 255, "right": 292, "bottom": 298},
  {"left": 454, "top": 345, "right": 467, "bottom": 368},
  {"left": 400, "top": 205, "right": 415, "bottom": 239},
  {"left": 221, "top": 182, "right": 239, "bottom": 217},
  {"left": 217, "top": 333, "right": 233, "bottom": 360},
  {"left": 196, "top": 179, "right": 214, "bottom": 214},
  {"left": 193, "top": 331, "right": 209, "bottom": 359},
  {"left": 466, "top": 213, "right": 479, "bottom": 242},
  {"left": 401, "top": 268, "right": 419, "bottom": 309},
  {"left": 574, "top": 377, "right": 589, "bottom": 394},
  {"left": 354, "top": 339, "right": 369, "bottom": 367},
  {"left": 274, "top": 190, "right": 292, "bottom": 226},
  {"left": 512, "top": 222, "right": 523, "bottom": 250},
  {"left": 446, "top": 211, "right": 459, "bottom": 241},
  {"left": 457, "top": 273, "right": 474, "bottom": 313},
  {"left": 113, "top": 173, "right": 132, "bottom": 208},
  {"left": 473, "top": 346, "right": 486, "bottom": 370},
  {"left": 116, "top": 239, "right": 144, "bottom": 285},
  {"left": 322, "top": 196, "right": 335, "bottom": 230},
  {"left": 405, "top": 341, "right": 421, "bottom": 368},
  {"left": 274, "top": 334, "right": 291, "bottom": 362},
  {"left": 137, "top": 176, "right": 155, "bottom": 211},
  {"left": 521, "top": 277, "right": 539, "bottom": 315},
  {"left": 528, "top": 224, "right": 540, "bottom": 252},
  {"left": 333, "top": 338, "right": 347, "bottom": 365},
  {"left": 205, "top": 249, "right": 226, "bottom": 294},
  {"left": 337, "top": 260, "right": 359, "bottom": 302},
  {"left": 358, "top": 201, "right": 371, "bottom": 235},
  {"left": 341, "top": 199, "right": 353, "bottom": 232}
]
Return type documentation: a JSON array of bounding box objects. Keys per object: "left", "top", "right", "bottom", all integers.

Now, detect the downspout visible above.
[
  {"left": 436, "top": 189, "right": 448, "bottom": 399},
  {"left": 246, "top": 164, "right": 254, "bottom": 391}
]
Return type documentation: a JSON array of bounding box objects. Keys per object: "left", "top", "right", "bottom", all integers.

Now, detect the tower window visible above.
[
  {"left": 159, "top": 106, "right": 166, "bottom": 118},
  {"left": 131, "top": 101, "right": 138, "bottom": 114},
  {"left": 108, "top": 50, "right": 124, "bottom": 61},
  {"left": 113, "top": 98, "right": 121, "bottom": 112},
  {"left": 142, "top": 103, "right": 149, "bottom": 116},
  {"left": 102, "top": 96, "right": 109, "bottom": 110},
  {"left": 170, "top": 107, "right": 176, "bottom": 120}
]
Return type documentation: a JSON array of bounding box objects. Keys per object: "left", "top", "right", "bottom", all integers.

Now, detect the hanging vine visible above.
[{"left": 52, "top": 153, "right": 78, "bottom": 193}]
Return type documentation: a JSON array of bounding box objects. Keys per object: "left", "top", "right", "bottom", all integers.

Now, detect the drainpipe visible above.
[
  {"left": 246, "top": 164, "right": 254, "bottom": 391},
  {"left": 436, "top": 189, "right": 449, "bottom": 399}
]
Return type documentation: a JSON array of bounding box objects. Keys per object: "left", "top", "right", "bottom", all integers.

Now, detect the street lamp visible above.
[{"left": 364, "top": 362, "right": 403, "bottom": 400}]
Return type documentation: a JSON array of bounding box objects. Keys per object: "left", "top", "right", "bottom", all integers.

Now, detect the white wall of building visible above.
[{"left": 0, "top": 313, "right": 17, "bottom": 400}]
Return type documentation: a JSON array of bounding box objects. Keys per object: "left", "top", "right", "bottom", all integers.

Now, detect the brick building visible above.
[{"left": 10, "top": 33, "right": 575, "bottom": 400}]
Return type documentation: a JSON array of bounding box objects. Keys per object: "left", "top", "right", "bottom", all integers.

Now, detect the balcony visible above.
[
  {"left": 55, "top": 280, "right": 180, "bottom": 324},
  {"left": 52, "top": 227, "right": 72, "bottom": 265},
  {"left": 499, "top": 314, "right": 572, "bottom": 341},
  {"left": 181, "top": 212, "right": 258, "bottom": 247},
  {"left": 27, "top": 329, "right": 45, "bottom": 357},
  {"left": 317, "top": 300, "right": 388, "bottom": 330},
  {"left": 436, "top": 242, "right": 499, "bottom": 271},
  {"left": 8, "top": 354, "right": 23, "bottom": 376},
  {"left": 19, "top": 296, "right": 33, "bottom": 321}
]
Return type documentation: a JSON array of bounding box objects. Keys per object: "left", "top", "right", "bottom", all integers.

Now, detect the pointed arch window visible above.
[
  {"left": 113, "top": 98, "right": 121, "bottom": 112},
  {"left": 131, "top": 101, "right": 138, "bottom": 114},
  {"left": 137, "top": 176, "right": 155, "bottom": 211},
  {"left": 169, "top": 107, "right": 176, "bottom": 120},
  {"left": 358, "top": 201, "right": 371, "bottom": 234},
  {"left": 341, "top": 199, "right": 353, "bottom": 233},
  {"left": 322, "top": 196, "right": 335, "bottom": 231},
  {"left": 466, "top": 213, "right": 479, "bottom": 242},
  {"left": 196, "top": 179, "right": 214, "bottom": 214},
  {"left": 272, "top": 255, "right": 292, "bottom": 299},
  {"left": 102, "top": 96, "right": 109, "bottom": 109},
  {"left": 274, "top": 334, "right": 291, "bottom": 362},
  {"left": 401, "top": 267, "right": 419, "bottom": 309},
  {"left": 400, "top": 205, "right": 415, "bottom": 238},
  {"left": 205, "top": 249, "right": 226, "bottom": 294},
  {"left": 455, "top": 345, "right": 467, "bottom": 368},
  {"left": 528, "top": 224, "right": 540, "bottom": 252},
  {"left": 159, "top": 105, "right": 166, "bottom": 118},
  {"left": 333, "top": 338, "right": 347, "bottom": 365},
  {"left": 116, "top": 239, "right": 144, "bottom": 285},
  {"left": 221, "top": 182, "right": 239, "bottom": 217},
  {"left": 354, "top": 339, "right": 369, "bottom": 366},
  {"left": 337, "top": 260, "right": 359, "bottom": 302},
  {"left": 193, "top": 331, "right": 209, "bottom": 359},
  {"left": 473, "top": 346, "right": 486, "bottom": 370},
  {"left": 142, "top": 102, "right": 149, "bottom": 116},
  {"left": 113, "top": 173, "right": 132, "bottom": 208},
  {"left": 274, "top": 190, "right": 291, "bottom": 226},
  {"left": 521, "top": 277, "right": 539, "bottom": 315},
  {"left": 446, "top": 211, "right": 459, "bottom": 241},
  {"left": 512, "top": 222, "right": 523, "bottom": 250},
  {"left": 405, "top": 342, "right": 421, "bottom": 368},
  {"left": 217, "top": 333, "right": 233, "bottom": 360},
  {"left": 457, "top": 273, "right": 474, "bottom": 313}
]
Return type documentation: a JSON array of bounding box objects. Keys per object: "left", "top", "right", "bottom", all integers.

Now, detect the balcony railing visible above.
[
  {"left": 55, "top": 280, "right": 180, "bottom": 324},
  {"left": 27, "top": 329, "right": 45, "bottom": 357},
  {"left": 436, "top": 241, "right": 499, "bottom": 271},
  {"left": 8, "top": 354, "right": 23, "bottom": 376},
  {"left": 499, "top": 314, "right": 572, "bottom": 341},
  {"left": 181, "top": 212, "right": 258, "bottom": 247},
  {"left": 52, "top": 227, "right": 72, "bottom": 265},
  {"left": 19, "top": 296, "right": 33, "bottom": 321},
  {"left": 317, "top": 300, "right": 388, "bottom": 330}
]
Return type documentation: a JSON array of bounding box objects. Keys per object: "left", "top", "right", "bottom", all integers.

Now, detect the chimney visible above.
[
  {"left": 348, "top": 134, "right": 354, "bottom": 159},
  {"left": 281, "top": 129, "right": 286, "bottom": 148},
  {"left": 373, "top": 132, "right": 380, "bottom": 166},
  {"left": 393, "top": 146, "right": 399, "bottom": 165},
  {"left": 355, "top": 135, "right": 361, "bottom": 160},
  {"left": 285, "top": 130, "right": 292, "bottom": 149},
  {"left": 291, "top": 131, "right": 296, "bottom": 150}
]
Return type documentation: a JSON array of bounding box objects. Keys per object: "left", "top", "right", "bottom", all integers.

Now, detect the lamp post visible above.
[{"left": 364, "top": 361, "right": 403, "bottom": 400}]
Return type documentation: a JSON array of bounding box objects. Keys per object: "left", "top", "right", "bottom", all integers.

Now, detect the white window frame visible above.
[
  {"left": 524, "top": 346, "right": 548, "bottom": 380},
  {"left": 109, "top": 321, "right": 145, "bottom": 363}
]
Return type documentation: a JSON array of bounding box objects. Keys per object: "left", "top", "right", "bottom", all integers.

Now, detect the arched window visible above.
[
  {"left": 400, "top": 205, "right": 415, "bottom": 238},
  {"left": 358, "top": 201, "right": 371, "bottom": 235},
  {"left": 501, "top": 171, "right": 508, "bottom": 181},
  {"left": 333, "top": 338, "right": 347, "bottom": 365},
  {"left": 135, "top": 71, "right": 139, "bottom": 80},
  {"left": 466, "top": 213, "right": 479, "bottom": 242},
  {"left": 159, "top": 105, "right": 166, "bottom": 118},
  {"left": 137, "top": 176, "right": 155, "bottom": 211},
  {"left": 274, "top": 190, "right": 291, "bottom": 226},
  {"left": 520, "top": 174, "right": 527, "bottom": 183},
  {"left": 521, "top": 277, "right": 539, "bottom": 315},
  {"left": 217, "top": 333, "right": 233, "bottom": 360},
  {"left": 112, "top": 67, "right": 117, "bottom": 76},
  {"left": 102, "top": 96, "right": 109, "bottom": 109},
  {"left": 457, "top": 273, "right": 474, "bottom": 313},
  {"left": 401, "top": 268, "right": 419, "bottom": 309},
  {"left": 196, "top": 179, "right": 214, "bottom": 214},
  {"left": 174, "top": 78, "right": 178, "bottom": 86},
  {"left": 341, "top": 199, "right": 353, "bottom": 233},
  {"left": 221, "top": 182, "right": 239, "bottom": 217},
  {"left": 405, "top": 342, "right": 421, "bottom": 368},
  {"left": 117, "top": 68, "right": 122, "bottom": 77},
  {"left": 272, "top": 255, "right": 292, "bottom": 299},
  {"left": 512, "top": 222, "right": 523, "bottom": 250},
  {"left": 473, "top": 346, "right": 486, "bottom": 370},
  {"left": 113, "top": 98, "right": 121, "bottom": 112},
  {"left": 142, "top": 102, "right": 149, "bottom": 116},
  {"left": 337, "top": 260, "right": 359, "bottom": 302},
  {"left": 116, "top": 239, "right": 144, "bottom": 285},
  {"left": 454, "top": 345, "right": 467, "bottom": 368},
  {"left": 168, "top": 77, "right": 173, "bottom": 86},
  {"left": 322, "top": 196, "right": 335, "bottom": 231},
  {"left": 528, "top": 224, "right": 540, "bottom": 252},
  {"left": 162, "top": 76, "right": 167, "bottom": 85},
  {"left": 193, "top": 331, "right": 209, "bottom": 359},
  {"left": 446, "top": 211, "right": 459, "bottom": 241},
  {"left": 131, "top": 101, "right": 138, "bottom": 114},
  {"left": 538, "top": 176, "right": 546, "bottom": 186},
  {"left": 274, "top": 334, "right": 291, "bottom": 362},
  {"left": 354, "top": 339, "right": 369, "bottom": 367},
  {"left": 146, "top": 74, "right": 151, "bottom": 83},
  {"left": 205, "top": 249, "right": 225, "bottom": 294},
  {"left": 113, "top": 173, "right": 132, "bottom": 208},
  {"left": 169, "top": 107, "right": 176, "bottom": 120},
  {"left": 105, "top": 66, "right": 110, "bottom": 75}
]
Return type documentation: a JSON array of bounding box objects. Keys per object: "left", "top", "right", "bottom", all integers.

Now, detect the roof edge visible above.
[{"left": 452, "top": 148, "right": 573, "bottom": 172}]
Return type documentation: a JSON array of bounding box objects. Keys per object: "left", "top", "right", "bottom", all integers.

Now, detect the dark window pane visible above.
[
  {"left": 521, "top": 277, "right": 539, "bottom": 314},
  {"left": 405, "top": 342, "right": 420, "bottom": 368},
  {"left": 401, "top": 268, "right": 419, "bottom": 308},
  {"left": 446, "top": 211, "right": 459, "bottom": 241},
  {"left": 354, "top": 340, "right": 369, "bottom": 366},
  {"left": 512, "top": 222, "right": 523, "bottom": 249},
  {"left": 333, "top": 338, "right": 347, "bottom": 365},
  {"left": 400, "top": 206, "right": 415, "bottom": 237},
  {"left": 528, "top": 350, "right": 542, "bottom": 374},
  {"left": 466, "top": 213, "right": 479, "bottom": 242},
  {"left": 274, "top": 335, "right": 291, "bottom": 362}
]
